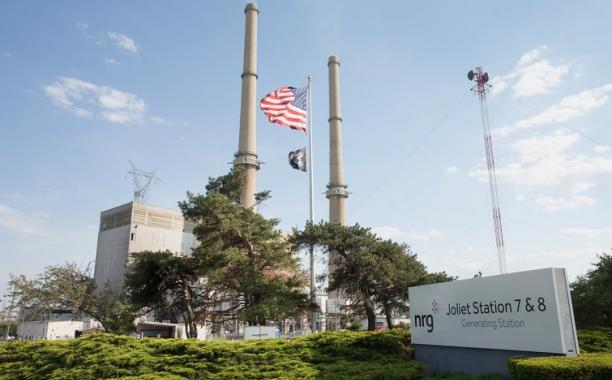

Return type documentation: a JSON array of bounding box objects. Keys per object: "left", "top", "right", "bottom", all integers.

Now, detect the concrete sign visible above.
[{"left": 409, "top": 268, "right": 579, "bottom": 355}]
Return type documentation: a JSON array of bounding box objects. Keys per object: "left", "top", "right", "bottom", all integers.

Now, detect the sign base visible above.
[{"left": 414, "top": 344, "right": 560, "bottom": 377}]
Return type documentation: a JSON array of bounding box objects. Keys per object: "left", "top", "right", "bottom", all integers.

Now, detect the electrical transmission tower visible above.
[
  {"left": 468, "top": 67, "right": 507, "bottom": 274},
  {"left": 128, "top": 160, "right": 160, "bottom": 203}
]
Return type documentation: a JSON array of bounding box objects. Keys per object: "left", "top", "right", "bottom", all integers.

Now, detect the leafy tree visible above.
[
  {"left": 421, "top": 271, "right": 456, "bottom": 285},
  {"left": 292, "top": 222, "right": 455, "bottom": 330},
  {"left": 372, "top": 240, "right": 427, "bottom": 328},
  {"left": 125, "top": 251, "right": 219, "bottom": 338},
  {"left": 571, "top": 252, "right": 612, "bottom": 328},
  {"left": 9, "top": 263, "right": 138, "bottom": 334},
  {"left": 292, "top": 222, "right": 382, "bottom": 330},
  {"left": 0, "top": 322, "right": 17, "bottom": 338},
  {"left": 179, "top": 168, "right": 314, "bottom": 326},
  {"left": 203, "top": 166, "right": 270, "bottom": 207},
  {"left": 125, "top": 169, "right": 314, "bottom": 333}
]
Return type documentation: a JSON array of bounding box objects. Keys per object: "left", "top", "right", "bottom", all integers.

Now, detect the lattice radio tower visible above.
[
  {"left": 128, "top": 160, "right": 160, "bottom": 204},
  {"left": 468, "top": 67, "right": 507, "bottom": 274}
]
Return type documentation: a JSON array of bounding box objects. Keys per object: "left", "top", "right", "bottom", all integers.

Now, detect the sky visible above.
[{"left": 1, "top": 1, "right": 612, "bottom": 296}]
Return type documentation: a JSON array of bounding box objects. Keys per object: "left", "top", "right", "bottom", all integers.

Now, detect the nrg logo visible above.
[{"left": 413, "top": 299, "right": 437, "bottom": 333}]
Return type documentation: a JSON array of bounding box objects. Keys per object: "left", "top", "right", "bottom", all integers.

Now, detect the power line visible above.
[{"left": 349, "top": 94, "right": 470, "bottom": 219}]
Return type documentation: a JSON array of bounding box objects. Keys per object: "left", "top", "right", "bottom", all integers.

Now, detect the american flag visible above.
[{"left": 260, "top": 87, "right": 307, "bottom": 132}]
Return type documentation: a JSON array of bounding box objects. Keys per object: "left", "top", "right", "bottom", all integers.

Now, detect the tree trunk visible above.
[
  {"left": 384, "top": 303, "right": 393, "bottom": 329},
  {"left": 365, "top": 302, "right": 376, "bottom": 331},
  {"left": 182, "top": 286, "right": 197, "bottom": 339},
  {"left": 190, "top": 321, "right": 198, "bottom": 339}
]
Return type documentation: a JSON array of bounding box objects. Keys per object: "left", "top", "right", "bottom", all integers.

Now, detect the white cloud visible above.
[
  {"left": 594, "top": 145, "right": 611, "bottom": 153},
  {"left": 44, "top": 77, "right": 147, "bottom": 124},
  {"left": 496, "top": 83, "right": 612, "bottom": 137},
  {"left": 372, "top": 226, "right": 405, "bottom": 241},
  {"left": 76, "top": 21, "right": 89, "bottom": 31},
  {"left": 562, "top": 226, "right": 612, "bottom": 238},
  {"left": 491, "top": 46, "right": 569, "bottom": 98},
  {"left": 2, "top": 51, "right": 11, "bottom": 57},
  {"left": 0, "top": 204, "right": 47, "bottom": 236},
  {"left": 570, "top": 181, "right": 596, "bottom": 193},
  {"left": 0, "top": 193, "right": 23, "bottom": 200},
  {"left": 372, "top": 226, "right": 446, "bottom": 243},
  {"left": 517, "top": 45, "right": 548, "bottom": 66},
  {"left": 471, "top": 152, "right": 612, "bottom": 188},
  {"left": 470, "top": 130, "right": 612, "bottom": 190},
  {"left": 535, "top": 195, "right": 595, "bottom": 211},
  {"left": 149, "top": 116, "right": 170, "bottom": 125},
  {"left": 445, "top": 166, "right": 459, "bottom": 174},
  {"left": 107, "top": 32, "right": 139, "bottom": 53},
  {"left": 407, "top": 229, "right": 446, "bottom": 242},
  {"left": 508, "top": 130, "right": 579, "bottom": 163},
  {"left": 513, "top": 60, "right": 569, "bottom": 97},
  {"left": 105, "top": 58, "right": 120, "bottom": 66}
]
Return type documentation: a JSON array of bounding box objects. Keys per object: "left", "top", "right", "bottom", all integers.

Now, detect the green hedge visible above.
[
  {"left": 0, "top": 329, "right": 424, "bottom": 380},
  {"left": 578, "top": 328, "right": 612, "bottom": 353},
  {"left": 508, "top": 353, "right": 612, "bottom": 380},
  {"left": 507, "top": 328, "right": 612, "bottom": 379}
]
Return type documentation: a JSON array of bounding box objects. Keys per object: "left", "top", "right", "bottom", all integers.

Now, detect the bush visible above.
[
  {"left": 508, "top": 353, "right": 612, "bottom": 380},
  {"left": 0, "top": 329, "right": 424, "bottom": 380},
  {"left": 579, "top": 328, "right": 612, "bottom": 353}
]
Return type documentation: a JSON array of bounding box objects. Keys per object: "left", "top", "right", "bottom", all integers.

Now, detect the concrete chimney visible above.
[
  {"left": 326, "top": 56, "right": 348, "bottom": 224},
  {"left": 233, "top": 3, "right": 260, "bottom": 210}
]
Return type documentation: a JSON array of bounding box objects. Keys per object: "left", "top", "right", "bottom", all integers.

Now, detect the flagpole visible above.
[{"left": 306, "top": 76, "right": 317, "bottom": 333}]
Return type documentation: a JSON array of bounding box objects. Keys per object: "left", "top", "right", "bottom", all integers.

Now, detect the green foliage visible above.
[
  {"left": 422, "top": 374, "right": 505, "bottom": 380},
  {"left": 0, "top": 330, "right": 424, "bottom": 380},
  {"left": 346, "top": 315, "right": 363, "bottom": 331},
  {"left": 125, "top": 251, "right": 206, "bottom": 338},
  {"left": 178, "top": 169, "right": 314, "bottom": 326},
  {"left": 9, "top": 263, "right": 138, "bottom": 334},
  {"left": 571, "top": 253, "right": 612, "bottom": 328},
  {"left": 203, "top": 166, "right": 270, "bottom": 206},
  {"left": 292, "top": 222, "right": 383, "bottom": 330},
  {"left": 421, "top": 271, "right": 456, "bottom": 285},
  {"left": 292, "top": 222, "right": 455, "bottom": 330},
  {"left": 508, "top": 353, "right": 612, "bottom": 380},
  {"left": 578, "top": 327, "right": 612, "bottom": 353},
  {"left": 0, "top": 322, "right": 17, "bottom": 337}
]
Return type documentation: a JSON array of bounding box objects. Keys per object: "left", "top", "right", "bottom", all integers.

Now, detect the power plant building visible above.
[{"left": 93, "top": 202, "right": 198, "bottom": 290}]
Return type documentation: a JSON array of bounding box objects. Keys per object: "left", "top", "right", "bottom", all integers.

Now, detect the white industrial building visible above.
[
  {"left": 94, "top": 201, "right": 198, "bottom": 290},
  {"left": 17, "top": 310, "right": 100, "bottom": 341}
]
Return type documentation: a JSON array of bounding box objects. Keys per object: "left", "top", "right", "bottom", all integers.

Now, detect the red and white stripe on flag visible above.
[{"left": 260, "top": 87, "right": 307, "bottom": 132}]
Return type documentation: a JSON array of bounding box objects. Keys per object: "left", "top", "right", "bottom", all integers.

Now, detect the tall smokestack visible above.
[
  {"left": 233, "top": 3, "right": 260, "bottom": 210},
  {"left": 326, "top": 56, "right": 348, "bottom": 224},
  {"left": 325, "top": 56, "right": 350, "bottom": 328}
]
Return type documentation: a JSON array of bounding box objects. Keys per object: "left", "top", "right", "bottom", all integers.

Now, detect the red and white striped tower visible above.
[{"left": 468, "top": 67, "right": 508, "bottom": 274}]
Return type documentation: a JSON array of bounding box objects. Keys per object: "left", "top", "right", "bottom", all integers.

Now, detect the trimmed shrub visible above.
[
  {"left": 508, "top": 353, "right": 612, "bottom": 380},
  {"left": 578, "top": 328, "right": 612, "bottom": 353},
  {"left": 0, "top": 329, "right": 424, "bottom": 380}
]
